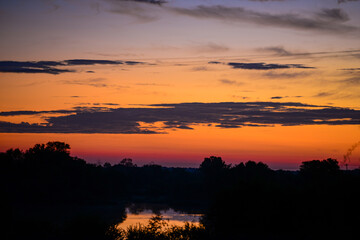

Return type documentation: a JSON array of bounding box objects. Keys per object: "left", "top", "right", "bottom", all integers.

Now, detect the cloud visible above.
[
  {"left": 338, "top": 0, "right": 359, "bottom": 3},
  {"left": 124, "top": 61, "right": 146, "bottom": 65},
  {"left": 103, "top": 103, "right": 121, "bottom": 106},
  {"left": 61, "top": 78, "right": 110, "bottom": 88},
  {"left": 193, "top": 42, "right": 229, "bottom": 53},
  {"left": 219, "top": 79, "right": 244, "bottom": 86},
  {"left": 260, "top": 46, "right": 293, "bottom": 56},
  {"left": 0, "top": 121, "right": 156, "bottom": 134},
  {"left": 260, "top": 46, "right": 360, "bottom": 60},
  {"left": 339, "top": 68, "right": 360, "bottom": 71},
  {"left": 86, "top": 103, "right": 120, "bottom": 106},
  {"left": 208, "top": 61, "right": 222, "bottom": 64},
  {"left": 263, "top": 71, "right": 312, "bottom": 78},
  {"left": 337, "top": 68, "right": 360, "bottom": 86},
  {"left": 104, "top": 0, "right": 164, "bottom": 21},
  {"left": 0, "top": 59, "right": 147, "bottom": 74},
  {"left": 135, "top": 83, "right": 170, "bottom": 86},
  {"left": 232, "top": 95, "right": 250, "bottom": 100},
  {"left": 227, "top": 62, "right": 314, "bottom": 70},
  {"left": 208, "top": 60, "right": 315, "bottom": 70},
  {"left": 0, "top": 110, "right": 72, "bottom": 117},
  {"left": 191, "top": 66, "right": 209, "bottom": 71},
  {"left": 61, "top": 78, "right": 128, "bottom": 89},
  {"left": 0, "top": 107, "right": 109, "bottom": 117},
  {"left": 0, "top": 61, "right": 73, "bottom": 75},
  {"left": 316, "top": 8, "right": 349, "bottom": 22},
  {"left": 64, "top": 59, "right": 123, "bottom": 65},
  {"left": 170, "top": 5, "right": 358, "bottom": 33},
  {"left": 271, "top": 96, "right": 303, "bottom": 99},
  {"left": 313, "top": 92, "right": 336, "bottom": 98},
  {"left": 350, "top": 53, "right": 360, "bottom": 59},
  {"left": 339, "top": 77, "right": 360, "bottom": 86},
  {"left": 1, "top": 101, "right": 359, "bottom": 134},
  {"left": 120, "top": 0, "right": 167, "bottom": 5}
]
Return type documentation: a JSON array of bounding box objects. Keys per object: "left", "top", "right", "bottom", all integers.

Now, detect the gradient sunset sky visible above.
[{"left": 1, "top": 0, "right": 360, "bottom": 169}]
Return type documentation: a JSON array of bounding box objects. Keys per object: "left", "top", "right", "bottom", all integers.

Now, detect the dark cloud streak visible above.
[
  {"left": 208, "top": 60, "right": 315, "bottom": 70},
  {"left": 1, "top": 102, "right": 359, "bottom": 134},
  {"left": 130, "top": 0, "right": 167, "bottom": 5},
  {"left": 227, "top": 62, "right": 314, "bottom": 70},
  {"left": 0, "top": 61, "right": 73, "bottom": 75},
  {"left": 64, "top": 59, "right": 123, "bottom": 65},
  {"left": 0, "top": 59, "right": 147, "bottom": 74}
]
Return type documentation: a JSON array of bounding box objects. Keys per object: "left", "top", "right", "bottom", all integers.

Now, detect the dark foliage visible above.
[
  {"left": 115, "top": 215, "right": 208, "bottom": 240},
  {"left": 3, "top": 142, "right": 360, "bottom": 240}
]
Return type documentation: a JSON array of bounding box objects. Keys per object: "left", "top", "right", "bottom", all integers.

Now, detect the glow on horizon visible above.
[
  {"left": 1, "top": 0, "right": 360, "bottom": 169},
  {"left": 2, "top": 123, "right": 359, "bottom": 169}
]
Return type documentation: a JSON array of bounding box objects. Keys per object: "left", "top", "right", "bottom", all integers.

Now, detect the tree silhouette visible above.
[
  {"left": 300, "top": 158, "right": 340, "bottom": 176},
  {"left": 46, "top": 141, "right": 70, "bottom": 153},
  {"left": 200, "top": 156, "right": 229, "bottom": 173},
  {"left": 119, "top": 158, "right": 137, "bottom": 167}
]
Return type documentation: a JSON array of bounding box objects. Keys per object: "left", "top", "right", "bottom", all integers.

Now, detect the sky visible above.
[{"left": 1, "top": 0, "right": 360, "bottom": 169}]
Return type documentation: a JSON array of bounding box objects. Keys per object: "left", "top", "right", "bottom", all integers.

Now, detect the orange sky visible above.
[{"left": 1, "top": 0, "right": 359, "bottom": 169}]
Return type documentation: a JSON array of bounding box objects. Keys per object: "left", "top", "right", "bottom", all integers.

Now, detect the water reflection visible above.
[{"left": 117, "top": 207, "right": 202, "bottom": 229}]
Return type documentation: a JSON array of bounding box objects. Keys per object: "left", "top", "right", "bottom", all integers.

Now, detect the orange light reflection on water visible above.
[{"left": 116, "top": 208, "right": 202, "bottom": 230}]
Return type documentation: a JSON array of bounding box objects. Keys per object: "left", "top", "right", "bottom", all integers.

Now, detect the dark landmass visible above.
[{"left": 2, "top": 142, "right": 360, "bottom": 240}]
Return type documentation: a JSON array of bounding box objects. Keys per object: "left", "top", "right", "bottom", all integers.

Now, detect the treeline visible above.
[
  {"left": 2, "top": 142, "right": 204, "bottom": 206},
  {"left": 200, "top": 157, "right": 360, "bottom": 239},
  {"left": 3, "top": 142, "right": 360, "bottom": 240}
]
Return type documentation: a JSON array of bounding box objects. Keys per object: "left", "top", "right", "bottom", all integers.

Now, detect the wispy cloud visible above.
[
  {"left": 338, "top": 0, "right": 359, "bottom": 3},
  {"left": 260, "top": 46, "right": 294, "bottom": 56},
  {"left": 316, "top": 8, "right": 349, "bottom": 22},
  {"left": 135, "top": 82, "right": 170, "bottom": 86},
  {"left": 120, "top": 0, "right": 167, "bottom": 5},
  {"left": 259, "top": 46, "right": 360, "bottom": 60},
  {"left": 104, "top": 0, "right": 164, "bottom": 21},
  {"left": 60, "top": 78, "right": 128, "bottom": 89},
  {"left": 263, "top": 71, "right": 312, "bottom": 79},
  {"left": 270, "top": 96, "right": 303, "bottom": 100},
  {"left": 170, "top": 5, "right": 358, "bottom": 33},
  {"left": 219, "top": 79, "right": 244, "bottom": 86},
  {"left": 339, "top": 68, "right": 360, "bottom": 71},
  {"left": 337, "top": 68, "right": 360, "bottom": 86},
  {"left": 191, "top": 66, "right": 210, "bottom": 71},
  {"left": 192, "top": 42, "right": 229, "bottom": 53},
  {"left": 61, "top": 78, "right": 110, "bottom": 88},
  {"left": 339, "top": 77, "right": 360, "bottom": 86},
  {"left": 313, "top": 91, "right": 336, "bottom": 98}
]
